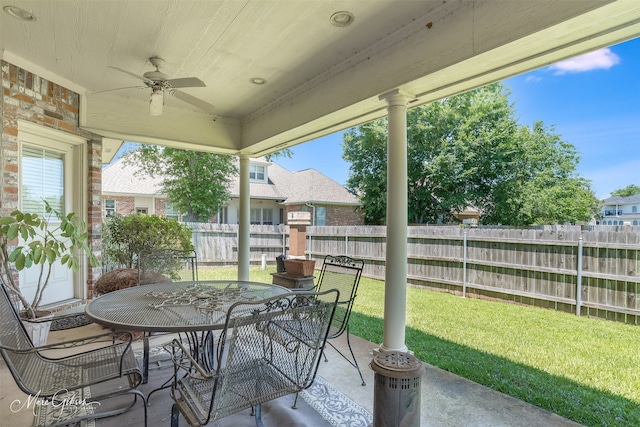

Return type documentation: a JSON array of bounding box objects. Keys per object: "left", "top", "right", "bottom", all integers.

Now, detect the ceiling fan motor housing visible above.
[{"left": 143, "top": 70, "right": 169, "bottom": 82}]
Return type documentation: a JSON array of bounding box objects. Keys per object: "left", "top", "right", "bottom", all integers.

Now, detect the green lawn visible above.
[{"left": 199, "top": 266, "right": 640, "bottom": 426}]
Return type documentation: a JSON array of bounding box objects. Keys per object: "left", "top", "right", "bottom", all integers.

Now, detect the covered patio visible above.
[
  {"left": 2, "top": 1, "right": 640, "bottom": 425},
  {"left": 1, "top": 321, "right": 581, "bottom": 426}
]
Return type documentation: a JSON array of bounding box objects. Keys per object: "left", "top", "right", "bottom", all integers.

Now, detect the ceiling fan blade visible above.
[
  {"left": 165, "top": 77, "right": 206, "bottom": 89},
  {"left": 170, "top": 90, "right": 215, "bottom": 114},
  {"left": 108, "top": 66, "right": 148, "bottom": 82},
  {"left": 92, "top": 85, "right": 147, "bottom": 95}
]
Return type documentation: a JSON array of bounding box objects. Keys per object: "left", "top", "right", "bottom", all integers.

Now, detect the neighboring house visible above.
[
  {"left": 102, "top": 157, "right": 364, "bottom": 226},
  {"left": 598, "top": 194, "right": 640, "bottom": 226}
]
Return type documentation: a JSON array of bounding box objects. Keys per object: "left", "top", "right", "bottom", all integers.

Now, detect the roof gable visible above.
[
  {"left": 102, "top": 158, "right": 163, "bottom": 195},
  {"left": 103, "top": 157, "right": 360, "bottom": 205}
]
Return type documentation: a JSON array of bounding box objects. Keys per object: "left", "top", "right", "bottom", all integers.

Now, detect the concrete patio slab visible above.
[{"left": 0, "top": 322, "right": 582, "bottom": 426}]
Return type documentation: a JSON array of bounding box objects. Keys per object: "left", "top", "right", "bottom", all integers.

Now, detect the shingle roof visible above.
[
  {"left": 103, "top": 157, "right": 360, "bottom": 205},
  {"left": 602, "top": 194, "right": 640, "bottom": 204},
  {"left": 102, "top": 158, "right": 164, "bottom": 195}
]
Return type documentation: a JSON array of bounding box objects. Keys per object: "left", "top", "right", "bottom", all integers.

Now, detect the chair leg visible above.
[
  {"left": 171, "top": 403, "right": 180, "bottom": 427},
  {"left": 253, "top": 404, "right": 265, "bottom": 427},
  {"left": 143, "top": 332, "right": 150, "bottom": 383},
  {"left": 345, "top": 329, "right": 366, "bottom": 386},
  {"left": 292, "top": 392, "right": 300, "bottom": 409},
  {"left": 326, "top": 326, "right": 366, "bottom": 386}
]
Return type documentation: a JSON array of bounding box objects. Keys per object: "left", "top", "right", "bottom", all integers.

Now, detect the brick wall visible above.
[
  {"left": 284, "top": 204, "right": 364, "bottom": 226},
  {"left": 324, "top": 204, "right": 364, "bottom": 226},
  {"left": 155, "top": 198, "right": 166, "bottom": 216},
  {"left": 1, "top": 60, "right": 103, "bottom": 298},
  {"left": 103, "top": 195, "right": 137, "bottom": 216}
]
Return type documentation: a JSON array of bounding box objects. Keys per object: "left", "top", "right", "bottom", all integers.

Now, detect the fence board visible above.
[{"left": 185, "top": 224, "right": 640, "bottom": 323}]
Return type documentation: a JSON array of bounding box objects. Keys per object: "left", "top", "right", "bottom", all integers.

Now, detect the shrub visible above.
[{"left": 102, "top": 214, "right": 194, "bottom": 268}]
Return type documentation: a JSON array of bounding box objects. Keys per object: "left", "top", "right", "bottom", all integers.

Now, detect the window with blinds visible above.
[
  {"left": 21, "top": 145, "right": 64, "bottom": 215},
  {"left": 104, "top": 199, "right": 116, "bottom": 217}
]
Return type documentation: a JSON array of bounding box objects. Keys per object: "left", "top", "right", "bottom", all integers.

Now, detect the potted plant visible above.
[{"left": 0, "top": 201, "right": 98, "bottom": 343}]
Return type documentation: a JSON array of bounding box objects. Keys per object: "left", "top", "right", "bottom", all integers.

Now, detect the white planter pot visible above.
[{"left": 22, "top": 315, "right": 53, "bottom": 347}]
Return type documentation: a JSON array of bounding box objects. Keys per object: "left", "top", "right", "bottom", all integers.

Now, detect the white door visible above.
[{"left": 18, "top": 125, "right": 82, "bottom": 307}]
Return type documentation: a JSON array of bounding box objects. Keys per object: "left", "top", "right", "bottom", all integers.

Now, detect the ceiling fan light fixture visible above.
[{"left": 149, "top": 87, "right": 164, "bottom": 116}]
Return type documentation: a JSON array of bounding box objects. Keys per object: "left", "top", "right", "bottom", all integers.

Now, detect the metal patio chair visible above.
[
  {"left": 314, "top": 254, "right": 366, "bottom": 385},
  {"left": 0, "top": 284, "right": 147, "bottom": 427},
  {"left": 138, "top": 248, "right": 199, "bottom": 285},
  {"left": 164, "top": 289, "right": 339, "bottom": 427}
]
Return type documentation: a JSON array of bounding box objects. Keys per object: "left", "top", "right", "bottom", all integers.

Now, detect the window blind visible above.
[{"left": 21, "top": 146, "right": 64, "bottom": 215}]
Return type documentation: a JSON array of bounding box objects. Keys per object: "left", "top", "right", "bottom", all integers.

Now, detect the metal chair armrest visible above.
[
  {"left": 0, "top": 330, "right": 133, "bottom": 355},
  {"left": 164, "top": 338, "right": 214, "bottom": 380}
]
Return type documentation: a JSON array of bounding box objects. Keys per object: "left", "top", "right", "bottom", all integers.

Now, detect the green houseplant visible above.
[{"left": 0, "top": 201, "right": 98, "bottom": 320}]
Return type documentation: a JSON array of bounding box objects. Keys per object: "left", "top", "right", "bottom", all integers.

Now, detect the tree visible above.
[
  {"left": 123, "top": 146, "right": 237, "bottom": 222},
  {"left": 610, "top": 184, "right": 640, "bottom": 198},
  {"left": 343, "top": 83, "right": 599, "bottom": 226}
]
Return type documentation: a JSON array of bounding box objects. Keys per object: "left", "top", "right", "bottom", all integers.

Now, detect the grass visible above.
[{"left": 198, "top": 266, "right": 640, "bottom": 426}]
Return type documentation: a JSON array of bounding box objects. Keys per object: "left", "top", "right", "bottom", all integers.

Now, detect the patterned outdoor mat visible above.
[
  {"left": 33, "top": 389, "right": 96, "bottom": 427},
  {"left": 300, "top": 376, "right": 373, "bottom": 427}
]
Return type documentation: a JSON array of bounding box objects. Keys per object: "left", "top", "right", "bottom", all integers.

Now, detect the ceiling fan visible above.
[{"left": 102, "top": 56, "right": 215, "bottom": 116}]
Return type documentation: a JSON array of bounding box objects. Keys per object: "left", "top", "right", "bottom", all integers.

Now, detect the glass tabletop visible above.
[{"left": 85, "top": 280, "right": 290, "bottom": 332}]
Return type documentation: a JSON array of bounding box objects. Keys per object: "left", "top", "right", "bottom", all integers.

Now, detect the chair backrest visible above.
[
  {"left": 0, "top": 284, "right": 40, "bottom": 386},
  {"left": 208, "top": 289, "right": 339, "bottom": 422},
  {"left": 138, "top": 249, "right": 198, "bottom": 285},
  {"left": 314, "top": 255, "right": 364, "bottom": 339}
]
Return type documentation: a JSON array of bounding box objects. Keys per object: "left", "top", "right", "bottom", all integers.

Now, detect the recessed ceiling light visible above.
[
  {"left": 3, "top": 6, "right": 36, "bottom": 21},
  {"left": 250, "top": 77, "right": 267, "bottom": 85},
  {"left": 330, "top": 11, "right": 354, "bottom": 27}
]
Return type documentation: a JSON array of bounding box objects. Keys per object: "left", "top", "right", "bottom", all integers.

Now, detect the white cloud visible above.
[
  {"left": 550, "top": 48, "right": 621, "bottom": 75},
  {"left": 525, "top": 75, "right": 542, "bottom": 83}
]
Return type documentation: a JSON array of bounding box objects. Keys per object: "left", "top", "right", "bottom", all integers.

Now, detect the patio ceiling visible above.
[{"left": 2, "top": 1, "right": 639, "bottom": 161}]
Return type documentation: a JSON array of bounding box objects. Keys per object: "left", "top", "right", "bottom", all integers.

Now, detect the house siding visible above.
[{"left": 1, "top": 60, "right": 102, "bottom": 298}]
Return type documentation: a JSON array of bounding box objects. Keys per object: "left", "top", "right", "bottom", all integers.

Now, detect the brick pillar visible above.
[{"left": 287, "top": 212, "right": 311, "bottom": 259}]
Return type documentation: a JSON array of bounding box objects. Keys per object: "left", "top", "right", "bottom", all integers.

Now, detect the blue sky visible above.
[{"left": 276, "top": 37, "right": 640, "bottom": 199}]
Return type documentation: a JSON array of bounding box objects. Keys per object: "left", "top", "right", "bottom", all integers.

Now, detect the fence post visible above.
[
  {"left": 462, "top": 229, "right": 467, "bottom": 298},
  {"left": 282, "top": 226, "right": 287, "bottom": 256},
  {"left": 345, "top": 228, "right": 349, "bottom": 257},
  {"left": 576, "top": 237, "right": 583, "bottom": 316}
]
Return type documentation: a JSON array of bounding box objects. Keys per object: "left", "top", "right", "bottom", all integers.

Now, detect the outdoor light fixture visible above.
[
  {"left": 249, "top": 77, "right": 267, "bottom": 85},
  {"left": 149, "top": 86, "right": 163, "bottom": 116},
  {"left": 3, "top": 5, "right": 36, "bottom": 21}
]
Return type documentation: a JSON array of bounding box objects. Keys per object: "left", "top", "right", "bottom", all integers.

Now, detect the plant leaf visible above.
[{"left": 7, "top": 224, "right": 19, "bottom": 240}]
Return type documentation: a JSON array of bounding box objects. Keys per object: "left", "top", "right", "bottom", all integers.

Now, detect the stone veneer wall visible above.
[{"left": 1, "top": 60, "right": 103, "bottom": 298}]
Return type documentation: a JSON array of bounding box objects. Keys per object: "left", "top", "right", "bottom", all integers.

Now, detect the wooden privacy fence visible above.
[
  {"left": 306, "top": 225, "right": 640, "bottom": 325},
  {"left": 188, "top": 223, "right": 640, "bottom": 324},
  {"left": 189, "top": 223, "right": 288, "bottom": 265}
]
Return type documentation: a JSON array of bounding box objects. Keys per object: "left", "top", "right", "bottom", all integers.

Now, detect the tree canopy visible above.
[
  {"left": 123, "top": 146, "right": 237, "bottom": 222},
  {"left": 343, "top": 83, "right": 599, "bottom": 226},
  {"left": 610, "top": 184, "right": 640, "bottom": 198}
]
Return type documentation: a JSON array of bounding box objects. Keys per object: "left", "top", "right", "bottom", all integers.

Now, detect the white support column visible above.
[
  {"left": 379, "top": 89, "right": 412, "bottom": 352},
  {"left": 237, "top": 154, "right": 250, "bottom": 281}
]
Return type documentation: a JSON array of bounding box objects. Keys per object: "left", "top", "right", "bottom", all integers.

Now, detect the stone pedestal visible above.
[{"left": 271, "top": 272, "right": 315, "bottom": 290}]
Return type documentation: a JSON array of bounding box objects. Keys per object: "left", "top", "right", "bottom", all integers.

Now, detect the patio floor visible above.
[{"left": 0, "top": 322, "right": 582, "bottom": 426}]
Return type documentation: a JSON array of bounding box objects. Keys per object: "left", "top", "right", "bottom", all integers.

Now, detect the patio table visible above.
[{"left": 85, "top": 280, "right": 290, "bottom": 383}]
